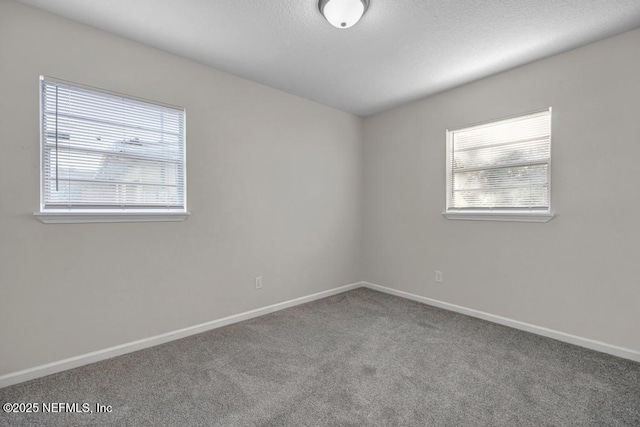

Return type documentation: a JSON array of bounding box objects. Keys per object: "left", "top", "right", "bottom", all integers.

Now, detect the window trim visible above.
[
  {"left": 35, "top": 76, "right": 189, "bottom": 224},
  {"left": 442, "top": 210, "right": 554, "bottom": 223},
  {"left": 34, "top": 211, "right": 190, "bottom": 224},
  {"left": 443, "top": 108, "right": 554, "bottom": 222}
]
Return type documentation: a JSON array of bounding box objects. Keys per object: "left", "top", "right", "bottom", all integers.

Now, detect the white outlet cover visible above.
[{"left": 435, "top": 271, "right": 443, "bottom": 283}]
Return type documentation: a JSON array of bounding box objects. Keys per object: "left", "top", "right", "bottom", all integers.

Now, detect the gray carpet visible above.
[{"left": 1, "top": 288, "right": 639, "bottom": 426}]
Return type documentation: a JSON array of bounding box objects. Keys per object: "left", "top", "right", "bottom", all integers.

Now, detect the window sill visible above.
[
  {"left": 34, "top": 211, "right": 191, "bottom": 224},
  {"left": 443, "top": 211, "right": 555, "bottom": 223}
]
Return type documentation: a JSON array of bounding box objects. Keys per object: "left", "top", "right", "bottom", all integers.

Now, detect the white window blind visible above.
[
  {"left": 40, "top": 77, "right": 186, "bottom": 212},
  {"left": 446, "top": 109, "right": 551, "bottom": 216}
]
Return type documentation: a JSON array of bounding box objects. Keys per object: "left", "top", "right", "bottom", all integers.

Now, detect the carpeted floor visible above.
[{"left": 1, "top": 288, "right": 639, "bottom": 426}]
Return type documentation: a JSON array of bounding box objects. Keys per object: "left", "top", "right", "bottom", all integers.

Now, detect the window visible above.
[
  {"left": 444, "top": 108, "right": 553, "bottom": 222},
  {"left": 35, "top": 77, "right": 188, "bottom": 223}
]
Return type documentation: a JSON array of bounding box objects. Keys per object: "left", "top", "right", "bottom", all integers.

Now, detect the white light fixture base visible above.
[{"left": 319, "top": 0, "right": 369, "bottom": 29}]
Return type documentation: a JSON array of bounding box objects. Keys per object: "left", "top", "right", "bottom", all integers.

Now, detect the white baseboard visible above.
[
  {"left": 362, "top": 281, "right": 640, "bottom": 363},
  {"left": 3, "top": 280, "right": 637, "bottom": 389},
  {"left": 0, "top": 281, "right": 363, "bottom": 389}
]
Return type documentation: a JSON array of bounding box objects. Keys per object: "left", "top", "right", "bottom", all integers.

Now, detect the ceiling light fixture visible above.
[{"left": 319, "top": 0, "right": 369, "bottom": 29}]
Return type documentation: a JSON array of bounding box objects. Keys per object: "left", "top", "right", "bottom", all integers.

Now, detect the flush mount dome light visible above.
[{"left": 319, "top": 0, "right": 369, "bottom": 29}]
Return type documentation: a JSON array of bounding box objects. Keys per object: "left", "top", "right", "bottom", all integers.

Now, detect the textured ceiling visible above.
[{"left": 16, "top": 0, "right": 640, "bottom": 116}]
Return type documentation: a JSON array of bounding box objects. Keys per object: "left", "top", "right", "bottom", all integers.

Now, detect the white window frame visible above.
[
  {"left": 443, "top": 108, "right": 554, "bottom": 223},
  {"left": 34, "top": 77, "right": 190, "bottom": 224}
]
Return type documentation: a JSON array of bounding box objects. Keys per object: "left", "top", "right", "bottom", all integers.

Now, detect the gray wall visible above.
[
  {"left": 363, "top": 28, "right": 640, "bottom": 353},
  {"left": 0, "top": 2, "right": 363, "bottom": 376}
]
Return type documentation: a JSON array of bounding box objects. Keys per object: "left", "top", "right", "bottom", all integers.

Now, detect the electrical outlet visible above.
[
  {"left": 434, "top": 270, "right": 443, "bottom": 283},
  {"left": 255, "top": 276, "right": 263, "bottom": 290}
]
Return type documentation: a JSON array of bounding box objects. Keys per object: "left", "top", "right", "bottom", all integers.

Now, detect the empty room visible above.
[{"left": 1, "top": 0, "right": 639, "bottom": 425}]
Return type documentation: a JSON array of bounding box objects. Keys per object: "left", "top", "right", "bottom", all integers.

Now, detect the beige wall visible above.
[
  {"left": 363, "top": 28, "right": 640, "bottom": 352},
  {"left": 0, "top": 2, "right": 363, "bottom": 376}
]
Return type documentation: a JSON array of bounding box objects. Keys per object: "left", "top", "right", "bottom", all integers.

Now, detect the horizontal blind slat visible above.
[{"left": 44, "top": 142, "right": 183, "bottom": 164}]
